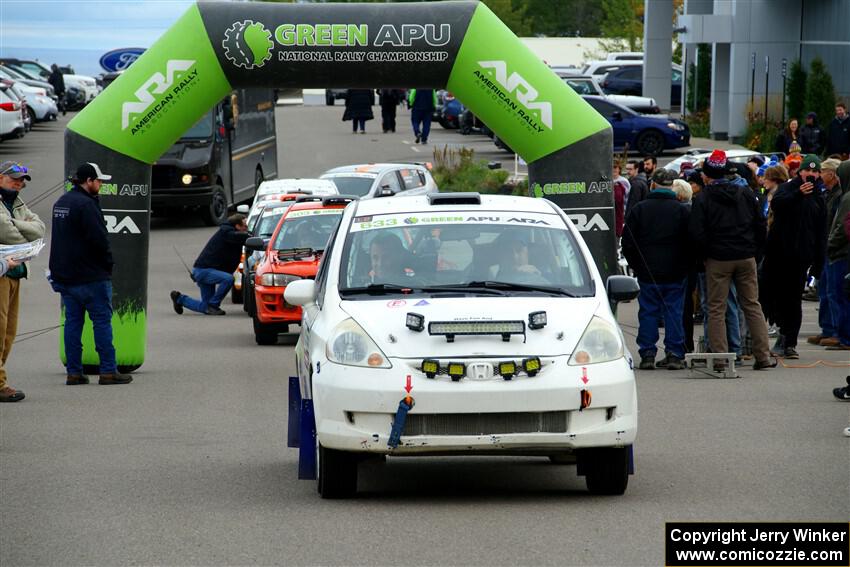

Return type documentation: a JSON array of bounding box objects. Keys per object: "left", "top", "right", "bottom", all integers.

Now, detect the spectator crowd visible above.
[{"left": 616, "top": 103, "right": 850, "bottom": 372}]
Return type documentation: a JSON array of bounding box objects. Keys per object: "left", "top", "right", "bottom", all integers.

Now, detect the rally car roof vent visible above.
[
  {"left": 323, "top": 195, "right": 359, "bottom": 206},
  {"left": 427, "top": 192, "right": 481, "bottom": 206}
]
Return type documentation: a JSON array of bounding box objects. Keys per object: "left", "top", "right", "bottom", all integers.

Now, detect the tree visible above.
[
  {"left": 785, "top": 59, "right": 807, "bottom": 125},
  {"left": 481, "top": 0, "right": 531, "bottom": 37},
  {"left": 599, "top": 0, "right": 644, "bottom": 52},
  {"left": 525, "top": 0, "right": 604, "bottom": 37},
  {"left": 686, "top": 44, "right": 711, "bottom": 113},
  {"left": 804, "top": 57, "right": 836, "bottom": 130}
]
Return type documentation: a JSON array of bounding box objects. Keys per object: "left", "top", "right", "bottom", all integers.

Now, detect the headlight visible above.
[
  {"left": 326, "top": 318, "right": 391, "bottom": 368},
  {"left": 667, "top": 122, "right": 685, "bottom": 131},
  {"left": 568, "top": 316, "right": 624, "bottom": 366},
  {"left": 259, "top": 273, "right": 301, "bottom": 287},
  {"left": 181, "top": 174, "right": 193, "bottom": 185}
]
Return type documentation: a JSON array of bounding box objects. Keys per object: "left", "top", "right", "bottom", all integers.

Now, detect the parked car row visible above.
[
  {"left": 0, "top": 73, "right": 58, "bottom": 143},
  {"left": 0, "top": 58, "right": 101, "bottom": 110}
]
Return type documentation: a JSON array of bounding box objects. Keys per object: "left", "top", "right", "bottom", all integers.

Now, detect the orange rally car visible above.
[{"left": 248, "top": 195, "right": 356, "bottom": 344}]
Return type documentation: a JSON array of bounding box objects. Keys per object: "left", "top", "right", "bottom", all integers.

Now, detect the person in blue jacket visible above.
[
  {"left": 408, "top": 89, "right": 437, "bottom": 145},
  {"left": 49, "top": 163, "right": 132, "bottom": 386},
  {"left": 170, "top": 214, "right": 249, "bottom": 316}
]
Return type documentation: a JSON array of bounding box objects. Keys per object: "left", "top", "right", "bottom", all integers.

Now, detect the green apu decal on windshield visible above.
[
  {"left": 67, "top": 4, "right": 232, "bottom": 164},
  {"left": 446, "top": 3, "right": 609, "bottom": 163}
]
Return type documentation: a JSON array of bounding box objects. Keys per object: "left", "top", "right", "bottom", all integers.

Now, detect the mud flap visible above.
[
  {"left": 298, "top": 398, "right": 317, "bottom": 480},
  {"left": 287, "top": 376, "right": 301, "bottom": 448}
]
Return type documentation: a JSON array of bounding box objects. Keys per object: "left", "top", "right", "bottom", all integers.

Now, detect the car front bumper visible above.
[
  {"left": 255, "top": 283, "right": 302, "bottom": 324},
  {"left": 152, "top": 185, "right": 216, "bottom": 208},
  {"left": 311, "top": 356, "right": 637, "bottom": 455}
]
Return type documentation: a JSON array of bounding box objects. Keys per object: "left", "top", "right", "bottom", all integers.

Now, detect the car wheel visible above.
[
  {"left": 548, "top": 453, "right": 576, "bottom": 465},
  {"left": 635, "top": 130, "right": 665, "bottom": 156},
  {"left": 253, "top": 314, "right": 278, "bottom": 345},
  {"left": 201, "top": 185, "right": 228, "bottom": 226},
  {"left": 230, "top": 284, "right": 243, "bottom": 304},
  {"left": 27, "top": 107, "right": 36, "bottom": 124},
  {"left": 325, "top": 92, "right": 335, "bottom": 106},
  {"left": 580, "top": 447, "right": 630, "bottom": 495},
  {"left": 318, "top": 444, "right": 358, "bottom": 499}
]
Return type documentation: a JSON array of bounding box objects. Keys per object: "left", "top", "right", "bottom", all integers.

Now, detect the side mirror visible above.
[
  {"left": 245, "top": 236, "right": 266, "bottom": 252},
  {"left": 611, "top": 111, "right": 623, "bottom": 121},
  {"left": 606, "top": 275, "right": 640, "bottom": 303},
  {"left": 284, "top": 279, "right": 317, "bottom": 306},
  {"left": 236, "top": 204, "right": 250, "bottom": 214}
]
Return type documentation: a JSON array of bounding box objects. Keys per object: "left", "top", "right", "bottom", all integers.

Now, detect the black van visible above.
[{"left": 152, "top": 88, "right": 278, "bottom": 225}]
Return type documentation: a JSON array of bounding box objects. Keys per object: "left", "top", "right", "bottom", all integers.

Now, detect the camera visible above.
[{"left": 805, "top": 175, "right": 816, "bottom": 184}]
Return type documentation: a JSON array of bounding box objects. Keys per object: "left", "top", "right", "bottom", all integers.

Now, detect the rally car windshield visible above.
[
  {"left": 325, "top": 175, "right": 374, "bottom": 197},
  {"left": 273, "top": 210, "right": 342, "bottom": 252},
  {"left": 339, "top": 211, "right": 594, "bottom": 296}
]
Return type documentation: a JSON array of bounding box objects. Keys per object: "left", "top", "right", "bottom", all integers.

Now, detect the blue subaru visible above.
[{"left": 582, "top": 96, "right": 690, "bottom": 156}]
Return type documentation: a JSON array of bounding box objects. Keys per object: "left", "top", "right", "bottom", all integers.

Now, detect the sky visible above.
[{"left": 0, "top": 0, "right": 196, "bottom": 76}]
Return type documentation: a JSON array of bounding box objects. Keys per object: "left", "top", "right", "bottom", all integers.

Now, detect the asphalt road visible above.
[{"left": 1, "top": 106, "right": 848, "bottom": 567}]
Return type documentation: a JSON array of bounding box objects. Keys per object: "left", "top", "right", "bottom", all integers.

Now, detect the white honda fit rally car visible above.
[{"left": 285, "top": 192, "right": 640, "bottom": 498}]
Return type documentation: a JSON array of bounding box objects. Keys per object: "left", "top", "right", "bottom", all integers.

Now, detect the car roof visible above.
[
  {"left": 322, "top": 163, "right": 427, "bottom": 175},
  {"left": 258, "top": 178, "right": 337, "bottom": 193},
  {"left": 351, "top": 193, "right": 556, "bottom": 218}
]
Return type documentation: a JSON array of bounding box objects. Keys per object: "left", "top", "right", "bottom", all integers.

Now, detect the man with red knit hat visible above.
[{"left": 689, "top": 150, "right": 776, "bottom": 371}]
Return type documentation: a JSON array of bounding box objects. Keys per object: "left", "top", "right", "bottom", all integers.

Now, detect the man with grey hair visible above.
[{"left": 622, "top": 168, "right": 690, "bottom": 370}]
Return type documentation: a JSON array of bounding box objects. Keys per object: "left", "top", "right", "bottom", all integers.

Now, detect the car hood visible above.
[
  {"left": 258, "top": 256, "right": 319, "bottom": 277},
  {"left": 339, "top": 296, "right": 601, "bottom": 358}
]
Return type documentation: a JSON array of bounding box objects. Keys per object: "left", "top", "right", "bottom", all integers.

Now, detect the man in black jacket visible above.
[
  {"left": 689, "top": 150, "right": 775, "bottom": 370},
  {"left": 171, "top": 214, "right": 248, "bottom": 315},
  {"left": 761, "top": 154, "right": 827, "bottom": 358},
  {"left": 622, "top": 169, "right": 690, "bottom": 370},
  {"left": 49, "top": 163, "right": 131, "bottom": 385},
  {"left": 825, "top": 103, "right": 850, "bottom": 159},
  {"left": 800, "top": 112, "right": 824, "bottom": 156},
  {"left": 624, "top": 160, "right": 649, "bottom": 217}
]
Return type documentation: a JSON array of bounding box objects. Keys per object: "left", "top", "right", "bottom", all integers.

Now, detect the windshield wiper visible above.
[
  {"left": 340, "top": 283, "right": 414, "bottom": 295},
  {"left": 463, "top": 280, "right": 579, "bottom": 296}
]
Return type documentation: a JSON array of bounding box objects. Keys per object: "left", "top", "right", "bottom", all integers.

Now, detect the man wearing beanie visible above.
[
  {"left": 761, "top": 154, "right": 827, "bottom": 359},
  {"left": 0, "top": 161, "right": 44, "bottom": 402},
  {"left": 622, "top": 168, "right": 690, "bottom": 370},
  {"left": 809, "top": 158, "right": 845, "bottom": 347},
  {"left": 689, "top": 150, "right": 775, "bottom": 370}
]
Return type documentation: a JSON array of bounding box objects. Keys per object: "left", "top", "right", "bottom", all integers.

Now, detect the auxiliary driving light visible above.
[
  {"left": 528, "top": 310, "right": 547, "bottom": 330},
  {"left": 498, "top": 361, "right": 517, "bottom": 380},
  {"left": 522, "top": 357, "right": 541, "bottom": 377},
  {"left": 406, "top": 312, "right": 425, "bottom": 332},
  {"left": 421, "top": 359, "right": 440, "bottom": 379},
  {"left": 580, "top": 389, "right": 592, "bottom": 410},
  {"left": 447, "top": 362, "right": 466, "bottom": 382}
]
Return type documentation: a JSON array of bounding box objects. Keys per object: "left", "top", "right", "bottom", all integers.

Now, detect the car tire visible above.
[
  {"left": 325, "top": 92, "right": 335, "bottom": 106},
  {"left": 580, "top": 447, "right": 630, "bottom": 495},
  {"left": 318, "top": 444, "right": 358, "bottom": 499},
  {"left": 635, "top": 130, "right": 665, "bottom": 157},
  {"left": 548, "top": 453, "right": 576, "bottom": 465},
  {"left": 201, "top": 185, "right": 228, "bottom": 226},
  {"left": 27, "top": 107, "right": 36, "bottom": 124},
  {"left": 253, "top": 314, "right": 278, "bottom": 345},
  {"left": 231, "top": 285, "right": 243, "bottom": 304}
]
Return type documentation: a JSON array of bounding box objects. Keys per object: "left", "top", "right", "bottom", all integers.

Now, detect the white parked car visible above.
[
  {"left": 583, "top": 59, "right": 682, "bottom": 79},
  {"left": 320, "top": 163, "right": 437, "bottom": 199},
  {"left": 663, "top": 149, "right": 778, "bottom": 173},
  {"left": 558, "top": 73, "right": 659, "bottom": 114},
  {"left": 0, "top": 86, "right": 25, "bottom": 141},
  {"left": 285, "top": 192, "right": 640, "bottom": 498},
  {"left": 606, "top": 52, "right": 644, "bottom": 61}
]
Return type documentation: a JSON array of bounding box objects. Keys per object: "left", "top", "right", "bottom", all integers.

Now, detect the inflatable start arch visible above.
[{"left": 65, "top": 0, "right": 614, "bottom": 370}]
